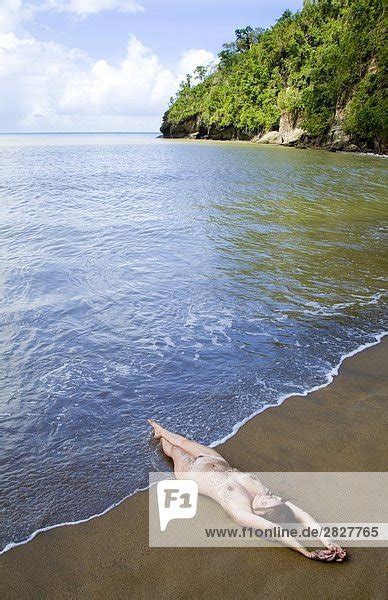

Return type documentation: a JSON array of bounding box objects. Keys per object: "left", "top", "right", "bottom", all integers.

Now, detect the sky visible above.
[{"left": 0, "top": 0, "right": 303, "bottom": 132}]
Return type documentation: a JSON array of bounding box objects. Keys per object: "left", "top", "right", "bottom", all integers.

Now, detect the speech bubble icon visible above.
[{"left": 157, "top": 479, "right": 198, "bottom": 532}]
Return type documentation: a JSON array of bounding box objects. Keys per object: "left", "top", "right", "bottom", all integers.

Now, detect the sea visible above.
[{"left": 0, "top": 132, "right": 387, "bottom": 551}]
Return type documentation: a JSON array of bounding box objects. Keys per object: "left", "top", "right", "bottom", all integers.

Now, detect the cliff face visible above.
[
  {"left": 252, "top": 107, "right": 371, "bottom": 152},
  {"left": 160, "top": 1, "right": 386, "bottom": 154},
  {"left": 160, "top": 105, "right": 380, "bottom": 153},
  {"left": 160, "top": 113, "right": 200, "bottom": 138},
  {"left": 160, "top": 113, "right": 253, "bottom": 141}
]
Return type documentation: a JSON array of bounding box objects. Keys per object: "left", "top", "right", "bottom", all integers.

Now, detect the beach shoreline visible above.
[
  {"left": 1, "top": 334, "right": 387, "bottom": 599},
  {"left": 159, "top": 137, "right": 388, "bottom": 162},
  {"left": 2, "top": 331, "right": 386, "bottom": 557}
]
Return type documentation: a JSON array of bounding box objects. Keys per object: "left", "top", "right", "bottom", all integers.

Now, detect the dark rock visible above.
[
  {"left": 160, "top": 111, "right": 206, "bottom": 138},
  {"left": 160, "top": 111, "right": 256, "bottom": 141},
  {"left": 207, "top": 125, "right": 235, "bottom": 140}
]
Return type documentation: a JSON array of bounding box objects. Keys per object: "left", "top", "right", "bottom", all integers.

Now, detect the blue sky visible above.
[{"left": 0, "top": 0, "right": 303, "bottom": 132}]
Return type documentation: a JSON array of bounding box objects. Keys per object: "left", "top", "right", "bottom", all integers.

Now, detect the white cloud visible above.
[
  {"left": 0, "top": 31, "right": 215, "bottom": 131},
  {"left": 178, "top": 48, "right": 215, "bottom": 79},
  {"left": 43, "top": 0, "right": 144, "bottom": 16},
  {"left": 0, "top": 0, "right": 216, "bottom": 131},
  {"left": 59, "top": 35, "right": 176, "bottom": 116},
  {"left": 0, "top": 0, "right": 31, "bottom": 32},
  {"left": 0, "top": 0, "right": 143, "bottom": 32}
]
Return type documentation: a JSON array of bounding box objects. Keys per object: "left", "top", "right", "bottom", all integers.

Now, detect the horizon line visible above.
[{"left": 0, "top": 131, "right": 160, "bottom": 135}]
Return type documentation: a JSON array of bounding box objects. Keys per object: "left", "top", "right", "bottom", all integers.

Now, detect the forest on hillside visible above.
[{"left": 161, "top": 0, "right": 387, "bottom": 153}]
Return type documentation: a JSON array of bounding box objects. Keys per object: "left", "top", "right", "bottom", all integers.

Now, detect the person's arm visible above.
[
  {"left": 227, "top": 507, "right": 337, "bottom": 561},
  {"left": 285, "top": 500, "right": 347, "bottom": 561}
]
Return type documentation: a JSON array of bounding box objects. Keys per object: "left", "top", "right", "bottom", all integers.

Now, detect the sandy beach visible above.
[{"left": 1, "top": 336, "right": 387, "bottom": 600}]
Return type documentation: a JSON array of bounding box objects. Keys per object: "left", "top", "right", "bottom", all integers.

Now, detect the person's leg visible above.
[
  {"left": 148, "top": 419, "right": 221, "bottom": 459},
  {"left": 159, "top": 435, "right": 195, "bottom": 475},
  {"left": 160, "top": 437, "right": 174, "bottom": 458}
]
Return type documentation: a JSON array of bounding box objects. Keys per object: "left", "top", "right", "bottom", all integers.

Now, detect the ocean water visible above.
[{"left": 0, "top": 133, "right": 387, "bottom": 551}]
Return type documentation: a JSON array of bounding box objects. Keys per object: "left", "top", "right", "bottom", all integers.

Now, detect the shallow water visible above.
[{"left": 0, "top": 133, "right": 387, "bottom": 550}]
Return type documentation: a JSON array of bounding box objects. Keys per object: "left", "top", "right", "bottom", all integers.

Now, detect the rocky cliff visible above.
[
  {"left": 160, "top": 104, "right": 383, "bottom": 153},
  {"left": 160, "top": 1, "right": 386, "bottom": 154}
]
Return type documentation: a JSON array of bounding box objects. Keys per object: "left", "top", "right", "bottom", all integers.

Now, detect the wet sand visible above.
[{"left": 1, "top": 337, "right": 387, "bottom": 599}]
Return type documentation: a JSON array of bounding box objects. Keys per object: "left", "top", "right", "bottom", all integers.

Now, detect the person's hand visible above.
[
  {"left": 327, "top": 543, "right": 348, "bottom": 561},
  {"left": 308, "top": 546, "right": 348, "bottom": 562}
]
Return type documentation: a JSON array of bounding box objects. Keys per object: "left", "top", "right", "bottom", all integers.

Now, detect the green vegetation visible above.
[{"left": 163, "top": 0, "right": 387, "bottom": 151}]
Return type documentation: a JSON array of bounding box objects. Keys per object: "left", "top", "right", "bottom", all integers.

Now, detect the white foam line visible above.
[
  {"left": 355, "top": 152, "right": 388, "bottom": 158},
  {"left": 0, "top": 483, "right": 150, "bottom": 556},
  {"left": 209, "top": 330, "right": 387, "bottom": 448},
  {"left": 1, "top": 329, "right": 387, "bottom": 556}
]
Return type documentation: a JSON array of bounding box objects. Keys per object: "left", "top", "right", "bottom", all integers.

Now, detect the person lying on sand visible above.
[{"left": 148, "top": 419, "right": 347, "bottom": 562}]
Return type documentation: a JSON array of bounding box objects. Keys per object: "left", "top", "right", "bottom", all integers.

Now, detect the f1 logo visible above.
[{"left": 157, "top": 479, "right": 198, "bottom": 531}]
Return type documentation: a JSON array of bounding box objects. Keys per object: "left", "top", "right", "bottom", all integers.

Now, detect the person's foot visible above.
[{"left": 147, "top": 419, "right": 163, "bottom": 439}]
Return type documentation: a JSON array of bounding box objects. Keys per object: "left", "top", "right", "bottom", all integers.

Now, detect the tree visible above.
[
  {"left": 235, "top": 26, "right": 265, "bottom": 52},
  {"left": 194, "top": 65, "right": 209, "bottom": 82},
  {"left": 277, "top": 9, "right": 293, "bottom": 22},
  {"left": 218, "top": 42, "right": 238, "bottom": 68}
]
